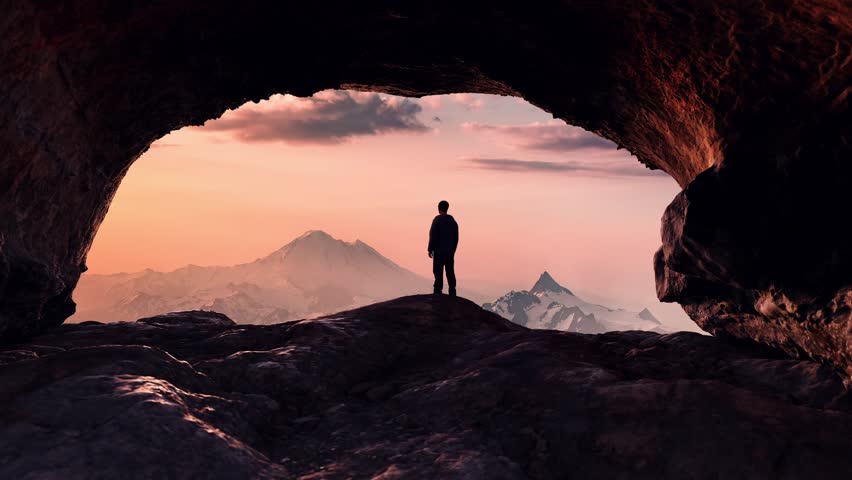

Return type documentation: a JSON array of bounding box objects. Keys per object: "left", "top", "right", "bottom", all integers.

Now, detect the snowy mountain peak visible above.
[
  {"left": 71, "top": 229, "right": 432, "bottom": 324},
  {"left": 304, "top": 229, "right": 331, "bottom": 236},
  {"left": 264, "top": 230, "right": 352, "bottom": 260},
  {"left": 259, "top": 230, "right": 404, "bottom": 271},
  {"left": 293, "top": 229, "right": 336, "bottom": 244},
  {"left": 484, "top": 272, "right": 669, "bottom": 334},
  {"left": 530, "top": 271, "right": 574, "bottom": 296}
]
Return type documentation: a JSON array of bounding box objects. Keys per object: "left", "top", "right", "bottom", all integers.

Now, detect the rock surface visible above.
[
  {"left": 0, "top": 1, "right": 850, "bottom": 375},
  {"left": 1, "top": 295, "right": 851, "bottom": 479}
]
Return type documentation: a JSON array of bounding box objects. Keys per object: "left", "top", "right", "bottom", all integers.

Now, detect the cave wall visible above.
[{"left": 1, "top": 1, "right": 850, "bottom": 373}]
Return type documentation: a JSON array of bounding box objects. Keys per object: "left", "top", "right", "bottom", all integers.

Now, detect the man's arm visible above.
[
  {"left": 428, "top": 218, "right": 436, "bottom": 256},
  {"left": 451, "top": 218, "right": 459, "bottom": 253}
]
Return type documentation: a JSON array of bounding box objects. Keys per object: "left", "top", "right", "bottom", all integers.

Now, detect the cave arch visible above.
[
  {"left": 1, "top": 1, "right": 850, "bottom": 373},
  {"left": 75, "top": 90, "right": 685, "bottom": 329}
]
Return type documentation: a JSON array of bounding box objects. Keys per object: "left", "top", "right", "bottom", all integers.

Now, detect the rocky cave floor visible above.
[{"left": 1, "top": 295, "right": 851, "bottom": 479}]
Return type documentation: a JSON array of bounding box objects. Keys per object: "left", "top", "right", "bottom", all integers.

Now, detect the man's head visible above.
[{"left": 438, "top": 200, "right": 449, "bottom": 214}]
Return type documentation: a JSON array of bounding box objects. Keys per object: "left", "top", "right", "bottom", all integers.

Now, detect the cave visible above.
[
  {"left": 1, "top": 1, "right": 851, "bottom": 477},
  {"left": 3, "top": 0, "right": 849, "bottom": 373}
]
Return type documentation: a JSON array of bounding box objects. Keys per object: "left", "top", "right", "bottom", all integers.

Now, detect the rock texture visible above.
[
  {"left": 0, "top": 2, "right": 850, "bottom": 372},
  {"left": 1, "top": 296, "right": 851, "bottom": 479}
]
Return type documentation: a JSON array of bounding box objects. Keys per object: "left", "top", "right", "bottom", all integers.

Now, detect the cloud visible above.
[
  {"left": 449, "top": 93, "right": 486, "bottom": 110},
  {"left": 464, "top": 158, "right": 667, "bottom": 177},
  {"left": 463, "top": 120, "right": 619, "bottom": 153},
  {"left": 459, "top": 119, "right": 666, "bottom": 177},
  {"left": 419, "top": 96, "right": 443, "bottom": 110},
  {"left": 201, "top": 90, "right": 430, "bottom": 144}
]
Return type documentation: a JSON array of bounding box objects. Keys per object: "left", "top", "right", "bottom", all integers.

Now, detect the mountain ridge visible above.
[
  {"left": 71, "top": 230, "right": 430, "bottom": 323},
  {"left": 483, "top": 271, "right": 666, "bottom": 333}
]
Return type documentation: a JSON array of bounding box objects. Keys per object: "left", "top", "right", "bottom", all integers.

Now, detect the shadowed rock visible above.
[
  {"left": 0, "top": 296, "right": 850, "bottom": 478},
  {"left": 137, "top": 310, "right": 237, "bottom": 327}
]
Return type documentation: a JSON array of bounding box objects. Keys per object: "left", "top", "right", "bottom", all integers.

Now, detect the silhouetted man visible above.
[{"left": 428, "top": 200, "right": 459, "bottom": 296}]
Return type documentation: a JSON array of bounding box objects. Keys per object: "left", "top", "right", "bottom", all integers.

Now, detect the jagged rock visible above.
[
  {"left": 137, "top": 310, "right": 236, "bottom": 327},
  {"left": 485, "top": 273, "right": 661, "bottom": 333},
  {"left": 655, "top": 175, "right": 852, "bottom": 376},
  {"left": 530, "top": 271, "right": 573, "bottom": 296},
  {"left": 0, "top": 296, "right": 850, "bottom": 478}
]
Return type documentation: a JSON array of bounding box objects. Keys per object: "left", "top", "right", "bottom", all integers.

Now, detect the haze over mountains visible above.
[
  {"left": 71, "top": 230, "right": 432, "bottom": 323},
  {"left": 483, "top": 271, "right": 668, "bottom": 334},
  {"left": 74, "top": 230, "right": 676, "bottom": 331}
]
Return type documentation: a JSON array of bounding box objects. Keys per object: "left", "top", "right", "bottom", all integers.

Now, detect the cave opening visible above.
[
  {"left": 2, "top": 3, "right": 851, "bottom": 475},
  {"left": 1, "top": 0, "right": 848, "bottom": 376},
  {"left": 70, "top": 90, "right": 700, "bottom": 333}
]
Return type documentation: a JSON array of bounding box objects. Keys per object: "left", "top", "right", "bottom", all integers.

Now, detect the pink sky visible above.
[{"left": 85, "top": 91, "right": 699, "bottom": 331}]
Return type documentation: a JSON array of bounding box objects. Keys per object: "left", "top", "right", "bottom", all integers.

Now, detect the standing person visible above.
[{"left": 428, "top": 200, "right": 459, "bottom": 296}]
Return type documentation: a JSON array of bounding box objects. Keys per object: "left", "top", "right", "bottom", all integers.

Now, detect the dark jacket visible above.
[{"left": 428, "top": 214, "right": 459, "bottom": 257}]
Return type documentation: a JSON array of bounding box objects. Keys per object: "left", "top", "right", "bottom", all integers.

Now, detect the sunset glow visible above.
[{"left": 83, "top": 91, "right": 695, "bottom": 330}]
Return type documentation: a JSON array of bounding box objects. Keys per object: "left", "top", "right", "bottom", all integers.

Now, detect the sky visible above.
[{"left": 85, "top": 90, "right": 700, "bottom": 332}]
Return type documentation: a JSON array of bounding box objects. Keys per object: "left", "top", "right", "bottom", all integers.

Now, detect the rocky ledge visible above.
[{"left": 1, "top": 295, "right": 851, "bottom": 479}]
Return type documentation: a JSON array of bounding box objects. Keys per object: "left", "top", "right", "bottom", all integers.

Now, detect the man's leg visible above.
[
  {"left": 432, "top": 255, "right": 443, "bottom": 294},
  {"left": 446, "top": 256, "right": 456, "bottom": 296}
]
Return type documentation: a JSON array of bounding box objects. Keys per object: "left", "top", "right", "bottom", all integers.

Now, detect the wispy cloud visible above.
[
  {"left": 463, "top": 121, "right": 619, "bottom": 153},
  {"left": 201, "top": 90, "right": 430, "bottom": 144},
  {"left": 465, "top": 158, "right": 667, "bottom": 177},
  {"left": 460, "top": 119, "right": 663, "bottom": 177}
]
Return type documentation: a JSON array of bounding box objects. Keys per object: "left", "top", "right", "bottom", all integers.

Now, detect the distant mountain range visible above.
[
  {"left": 482, "top": 271, "right": 668, "bottom": 334},
  {"left": 71, "top": 230, "right": 433, "bottom": 323},
  {"left": 73, "top": 233, "right": 668, "bottom": 331}
]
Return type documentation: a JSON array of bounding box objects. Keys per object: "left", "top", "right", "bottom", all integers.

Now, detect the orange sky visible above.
[{"left": 85, "top": 91, "right": 698, "bottom": 331}]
